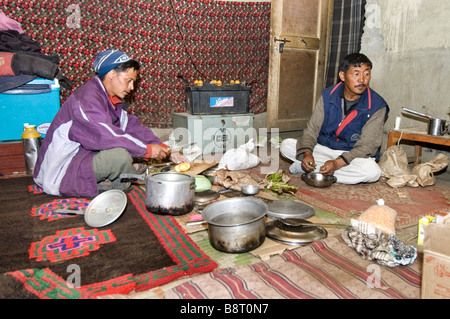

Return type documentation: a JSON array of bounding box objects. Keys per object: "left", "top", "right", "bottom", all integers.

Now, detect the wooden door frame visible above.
[{"left": 267, "top": 0, "right": 334, "bottom": 131}]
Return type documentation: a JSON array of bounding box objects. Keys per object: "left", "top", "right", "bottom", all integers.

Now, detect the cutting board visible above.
[{"left": 169, "top": 161, "right": 218, "bottom": 176}]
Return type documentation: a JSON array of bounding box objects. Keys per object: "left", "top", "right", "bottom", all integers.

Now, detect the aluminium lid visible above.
[
  {"left": 84, "top": 189, "right": 127, "bottom": 227},
  {"left": 266, "top": 200, "right": 314, "bottom": 220}
]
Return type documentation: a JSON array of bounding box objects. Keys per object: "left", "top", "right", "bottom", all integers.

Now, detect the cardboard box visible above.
[{"left": 421, "top": 216, "right": 450, "bottom": 299}]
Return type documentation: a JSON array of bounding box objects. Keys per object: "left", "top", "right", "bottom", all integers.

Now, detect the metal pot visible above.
[
  {"left": 402, "top": 107, "right": 448, "bottom": 136},
  {"left": 428, "top": 118, "right": 447, "bottom": 136},
  {"left": 120, "top": 172, "right": 195, "bottom": 216},
  {"left": 201, "top": 197, "right": 267, "bottom": 253}
]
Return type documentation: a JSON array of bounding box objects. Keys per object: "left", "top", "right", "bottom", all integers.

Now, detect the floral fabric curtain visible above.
[{"left": 325, "top": 0, "right": 367, "bottom": 88}]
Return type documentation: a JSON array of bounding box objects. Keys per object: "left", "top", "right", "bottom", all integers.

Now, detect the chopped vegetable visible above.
[
  {"left": 175, "top": 162, "right": 191, "bottom": 172},
  {"left": 308, "top": 161, "right": 316, "bottom": 169},
  {"left": 265, "top": 170, "right": 298, "bottom": 194}
]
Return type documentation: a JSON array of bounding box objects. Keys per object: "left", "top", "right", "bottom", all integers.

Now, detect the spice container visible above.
[{"left": 418, "top": 215, "right": 435, "bottom": 245}]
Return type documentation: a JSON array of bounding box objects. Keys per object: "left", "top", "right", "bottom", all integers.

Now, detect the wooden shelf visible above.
[{"left": 387, "top": 129, "right": 450, "bottom": 166}]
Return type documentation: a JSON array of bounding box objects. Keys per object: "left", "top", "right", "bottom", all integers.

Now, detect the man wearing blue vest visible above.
[{"left": 280, "top": 53, "right": 389, "bottom": 184}]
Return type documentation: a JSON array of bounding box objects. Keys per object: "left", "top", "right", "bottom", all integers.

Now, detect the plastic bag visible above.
[
  {"left": 218, "top": 139, "right": 260, "bottom": 170},
  {"left": 358, "top": 199, "right": 397, "bottom": 235}
]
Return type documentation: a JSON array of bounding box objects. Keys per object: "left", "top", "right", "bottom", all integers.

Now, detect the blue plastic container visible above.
[{"left": 0, "top": 78, "right": 60, "bottom": 141}]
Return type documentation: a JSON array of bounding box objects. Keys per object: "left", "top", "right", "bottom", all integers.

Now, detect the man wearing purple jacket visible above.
[{"left": 34, "top": 49, "right": 186, "bottom": 197}]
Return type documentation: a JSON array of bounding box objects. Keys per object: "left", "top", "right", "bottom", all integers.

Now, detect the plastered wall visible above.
[{"left": 361, "top": 0, "right": 450, "bottom": 162}]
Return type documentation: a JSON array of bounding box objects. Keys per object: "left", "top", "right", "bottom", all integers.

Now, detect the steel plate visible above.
[
  {"left": 84, "top": 189, "right": 127, "bottom": 227},
  {"left": 267, "top": 200, "right": 314, "bottom": 220}
]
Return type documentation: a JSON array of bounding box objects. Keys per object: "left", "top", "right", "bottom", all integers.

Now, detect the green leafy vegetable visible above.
[{"left": 265, "top": 170, "right": 298, "bottom": 194}]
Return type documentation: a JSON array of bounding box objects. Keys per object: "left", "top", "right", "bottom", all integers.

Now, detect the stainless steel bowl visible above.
[
  {"left": 241, "top": 185, "right": 260, "bottom": 195},
  {"left": 301, "top": 172, "right": 337, "bottom": 188},
  {"left": 202, "top": 165, "right": 219, "bottom": 184}
]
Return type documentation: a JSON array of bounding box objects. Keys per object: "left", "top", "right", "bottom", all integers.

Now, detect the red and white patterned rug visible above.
[
  {"left": 0, "top": 176, "right": 217, "bottom": 299},
  {"left": 293, "top": 177, "right": 449, "bottom": 227},
  {"left": 165, "top": 235, "right": 422, "bottom": 299}
]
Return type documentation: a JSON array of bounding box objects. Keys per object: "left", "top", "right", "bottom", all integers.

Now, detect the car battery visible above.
[
  {"left": 0, "top": 78, "right": 60, "bottom": 141},
  {"left": 185, "top": 83, "right": 251, "bottom": 115},
  {"left": 172, "top": 112, "right": 255, "bottom": 155}
]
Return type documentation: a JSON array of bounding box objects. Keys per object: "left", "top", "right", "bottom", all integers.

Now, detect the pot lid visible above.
[
  {"left": 194, "top": 189, "right": 219, "bottom": 203},
  {"left": 151, "top": 172, "right": 194, "bottom": 182},
  {"left": 84, "top": 189, "right": 127, "bottom": 227},
  {"left": 265, "top": 219, "right": 327, "bottom": 245},
  {"left": 266, "top": 200, "right": 314, "bottom": 220}
]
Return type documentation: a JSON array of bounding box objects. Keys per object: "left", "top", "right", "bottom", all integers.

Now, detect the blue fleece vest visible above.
[{"left": 317, "top": 82, "right": 388, "bottom": 154}]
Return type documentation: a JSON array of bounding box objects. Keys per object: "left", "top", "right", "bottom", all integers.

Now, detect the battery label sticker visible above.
[{"left": 210, "top": 96, "right": 234, "bottom": 108}]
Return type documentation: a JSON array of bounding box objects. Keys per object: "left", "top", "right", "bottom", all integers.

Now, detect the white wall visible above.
[{"left": 361, "top": 0, "right": 450, "bottom": 162}]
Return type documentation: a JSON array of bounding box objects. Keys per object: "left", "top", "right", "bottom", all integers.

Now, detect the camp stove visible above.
[{"left": 265, "top": 218, "right": 328, "bottom": 246}]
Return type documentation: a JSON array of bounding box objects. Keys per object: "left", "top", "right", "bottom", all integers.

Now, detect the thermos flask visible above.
[{"left": 21, "top": 123, "right": 41, "bottom": 175}]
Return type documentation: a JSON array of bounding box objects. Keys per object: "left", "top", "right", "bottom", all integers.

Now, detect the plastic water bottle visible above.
[{"left": 22, "top": 123, "right": 41, "bottom": 175}]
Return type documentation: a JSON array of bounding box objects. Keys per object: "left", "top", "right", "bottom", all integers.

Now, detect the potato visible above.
[{"left": 175, "top": 162, "right": 191, "bottom": 172}]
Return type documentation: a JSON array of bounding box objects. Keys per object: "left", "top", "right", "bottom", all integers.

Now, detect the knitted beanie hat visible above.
[{"left": 93, "top": 49, "right": 132, "bottom": 77}]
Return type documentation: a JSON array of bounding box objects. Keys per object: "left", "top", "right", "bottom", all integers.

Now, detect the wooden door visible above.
[{"left": 267, "top": 0, "right": 333, "bottom": 131}]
